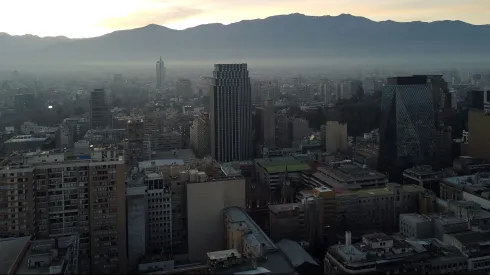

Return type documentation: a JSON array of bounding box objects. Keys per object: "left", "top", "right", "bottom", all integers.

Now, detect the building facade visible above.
[
  {"left": 210, "top": 64, "right": 253, "bottom": 162},
  {"left": 0, "top": 147, "right": 127, "bottom": 274},
  {"left": 378, "top": 76, "right": 437, "bottom": 182},
  {"left": 156, "top": 57, "right": 166, "bottom": 90},
  {"left": 190, "top": 112, "right": 210, "bottom": 158},
  {"left": 89, "top": 89, "right": 110, "bottom": 130}
]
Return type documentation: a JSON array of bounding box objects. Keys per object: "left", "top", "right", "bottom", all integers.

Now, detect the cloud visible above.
[{"left": 98, "top": 6, "right": 204, "bottom": 29}]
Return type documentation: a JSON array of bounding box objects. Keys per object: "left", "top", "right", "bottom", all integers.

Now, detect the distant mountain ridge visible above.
[{"left": 1, "top": 13, "right": 489, "bottom": 69}]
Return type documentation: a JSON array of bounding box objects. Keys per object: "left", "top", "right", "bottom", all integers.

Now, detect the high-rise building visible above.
[
  {"left": 125, "top": 118, "right": 147, "bottom": 169},
  {"left": 292, "top": 117, "right": 309, "bottom": 144},
  {"left": 276, "top": 113, "right": 292, "bottom": 148},
  {"left": 0, "top": 145, "right": 127, "bottom": 274},
  {"left": 89, "top": 89, "right": 110, "bottom": 130},
  {"left": 262, "top": 99, "right": 275, "bottom": 147},
  {"left": 378, "top": 76, "right": 437, "bottom": 181},
  {"left": 156, "top": 57, "right": 166, "bottom": 90},
  {"left": 210, "top": 64, "right": 252, "bottom": 162}
]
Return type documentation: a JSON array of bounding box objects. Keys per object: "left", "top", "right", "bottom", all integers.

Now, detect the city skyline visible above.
[{"left": 0, "top": 0, "right": 489, "bottom": 38}]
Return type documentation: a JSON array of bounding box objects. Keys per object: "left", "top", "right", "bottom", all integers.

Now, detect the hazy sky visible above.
[{"left": 1, "top": 0, "right": 489, "bottom": 38}]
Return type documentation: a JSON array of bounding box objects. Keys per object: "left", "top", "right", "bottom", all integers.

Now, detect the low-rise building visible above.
[
  {"left": 325, "top": 232, "right": 468, "bottom": 274},
  {"left": 0, "top": 234, "right": 79, "bottom": 275},
  {"left": 440, "top": 172, "right": 490, "bottom": 209},
  {"left": 306, "top": 160, "right": 388, "bottom": 191},
  {"left": 4, "top": 134, "right": 56, "bottom": 153},
  {"left": 255, "top": 156, "right": 311, "bottom": 191}
]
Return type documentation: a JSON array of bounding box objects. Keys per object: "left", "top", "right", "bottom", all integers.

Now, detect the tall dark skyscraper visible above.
[
  {"left": 156, "top": 56, "right": 165, "bottom": 90},
  {"left": 210, "top": 64, "right": 253, "bottom": 162},
  {"left": 89, "top": 89, "right": 110, "bottom": 129},
  {"left": 378, "top": 76, "right": 437, "bottom": 181}
]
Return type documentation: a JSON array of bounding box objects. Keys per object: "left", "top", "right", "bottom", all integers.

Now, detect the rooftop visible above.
[
  {"left": 139, "top": 159, "right": 185, "bottom": 170},
  {"left": 224, "top": 207, "right": 276, "bottom": 252},
  {"left": 448, "top": 230, "right": 490, "bottom": 248},
  {"left": 255, "top": 156, "right": 311, "bottom": 174},
  {"left": 153, "top": 149, "right": 196, "bottom": 161},
  {"left": 443, "top": 173, "right": 490, "bottom": 196},
  {"left": 276, "top": 239, "right": 318, "bottom": 267},
  {"left": 335, "top": 184, "right": 423, "bottom": 197},
  {"left": 319, "top": 162, "right": 387, "bottom": 182},
  {"left": 268, "top": 203, "right": 303, "bottom": 214},
  {"left": 363, "top": 233, "right": 393, "bottom": 243},
  {"left": 5, "top": 134, "right": 52, "bottom": 144},
  {"left": 0, "top": 236, "right": 31, "bottom": 275},
  {"left": 327, "top": 233, "right": 464, "bottom": 269},
  {"left": 404, "top": 165, "right": 439, "bottom": 176},
  {"left": 214, "top": 251, "right": 295, "bottom": 275},
  {"left": 0, "top": 235, "right": 78, "bottom": 275},
  {"left": 312, "top": 161, "right": 387, "bottom": 190}
]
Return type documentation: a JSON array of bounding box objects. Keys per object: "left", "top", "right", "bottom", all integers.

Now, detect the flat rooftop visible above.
[
  {"left": 153, "top": 149, "right": 196, "bottom": 160},
  {"left": 139, "top": 159, "right": 185, "bottom": 170},
  {"left": 214, "top": 250, "right": 294, "bottom": 275},
  {"left": 319, "top": 163, "right": 387, "bottom": 182},
  {"left": 443, "top": 173, "right": 490, "bottom": 194},
  {"left": 207, "top": 249, "right": 241, "bottom": 261},
  {"left": 336, "top": 184, "right": 424, "bottom": 197},
  {"left": 146, "top": 172, "right": 164, "bottom": 180},
  {"left": 0, "top": 236, "right": 31, "bottom": 275},
  {"left": 255, "top": 156, "right": 311, "bottom": 174},
  {"left": 5, "top": 134, "right": 52, "bottom": 144},
  {"left": 404, "top": 165, "right": 439, "bottom": 176},
  {"left": 268, "top": 203, "right": 303, "bottom": 214}
]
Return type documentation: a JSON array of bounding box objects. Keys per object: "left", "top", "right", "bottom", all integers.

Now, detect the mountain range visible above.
[{"left": 1, "top": 13, "right": 489, "bottom": 70}]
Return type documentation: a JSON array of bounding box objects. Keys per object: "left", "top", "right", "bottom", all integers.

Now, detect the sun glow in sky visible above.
[{"left": 1, "top": 0, "right": 489, "bottom": 38}]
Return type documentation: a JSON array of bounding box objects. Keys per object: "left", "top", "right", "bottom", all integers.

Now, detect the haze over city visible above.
[{"left": 1, "top": 2, "right": 490, "bottom": 275}]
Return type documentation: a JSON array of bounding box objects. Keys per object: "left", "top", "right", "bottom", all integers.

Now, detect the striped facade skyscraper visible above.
[{"left": 210, "top": 64, "right": 253, "bottom": 162}]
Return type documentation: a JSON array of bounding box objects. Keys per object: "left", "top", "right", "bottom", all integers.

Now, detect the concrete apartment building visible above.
[
  {"left": 0, "top": 145, "right": 127, "bottom": 274},
  {"left": 146, "top": 172, "right": 173, "bottom": 253},
  {"left": 126, "top": 175, "right": 148, "bottom": 271},
  {"left": 125, "top": 170, "right": 173, "bottom": 271}
]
